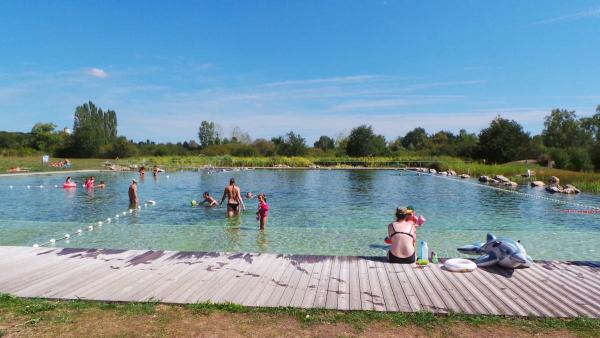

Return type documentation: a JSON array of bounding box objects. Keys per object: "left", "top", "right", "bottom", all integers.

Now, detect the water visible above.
[{"left": 0, "top": 170, "right": 599, "bottom": 260}]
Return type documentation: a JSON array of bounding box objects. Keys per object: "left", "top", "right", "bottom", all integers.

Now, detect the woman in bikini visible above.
[
  {"left": 220, "top": 178, "right": 245, "bottom": 217},
  {"left": 387, "top": 206, "right": 420, "bottom": 264}
]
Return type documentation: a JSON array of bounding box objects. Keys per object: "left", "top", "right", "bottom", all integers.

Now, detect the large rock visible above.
[
  {"left": 429, "top": 168, "right": 437, "bottom": 174},
  {"left": 530, "top": 181, "right": 545, "bottom": 187},
  {"left": 459, "top": 174, "right": 470, "bottom": 179},
  {"left": 448, "top": 170, "right": 457, "bottom": 176},
  {"left": 479, "top": 175, "right": 490, "bottom": 182},
  {"left": 563, "top": 184, "right": 581, "bottom": 194},
  {"left": 439, "top": 171, "right": 448, "bottom": 176},
  {"left": 489, "top": 179, "right": 500, "bottom": 185},
  {"left": 494, "top": 175, "right": 510, "bottom": 183},
  {"left": 504, "top": 181, "right": 518, "bottom": 187},
  {"left": 550, "top": 176, "right": 560, "bottom": 185},
  {"left": 546, "top": 185, "right": 562, "bottom": 193}
]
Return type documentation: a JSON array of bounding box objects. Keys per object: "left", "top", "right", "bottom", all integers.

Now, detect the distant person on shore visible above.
[
  {"left": 128, "top": 179, "right": 139, "bottom": 208},
  {"left": 220, "top": 178, "right": 245, "bottom": 217},
  {"left": 97, "top": 181, "right": 106, "bottom": 189},
  {"left": 246, "top": 192, "right": 255, "bottom": 199},
  {"left": 256, "top": 193, "right": 269, "bottom": 230},
  {"left": 386, "top": 206, "right": 422, "bottom": 264}
]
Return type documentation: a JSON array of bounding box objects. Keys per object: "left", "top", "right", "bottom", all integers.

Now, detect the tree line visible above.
[{"left": 1, "top": 101, "right": 599, "bottom": 171}]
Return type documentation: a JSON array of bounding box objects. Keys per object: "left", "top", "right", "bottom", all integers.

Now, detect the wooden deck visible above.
[{"left": 0, "top": 246, "right": 598, "bottom": 318}]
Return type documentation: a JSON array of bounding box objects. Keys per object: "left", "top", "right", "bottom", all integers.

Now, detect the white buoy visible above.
[
  {"left": 138, "top": 206, "right": 142, "bottom": 210},
  {"left": 39, "top": 185, "right": 44, "bottom": 188},
  {"left": 115, "top": 214, "right": 120, "bottom": 218},
  {"left": 27, "top": 185, "right": 31, "bottom": 189},
  {"left": 77, "top": 229, "right": 83, "bottom": 234},
  {"left": 50, "top": 238, "right": 56, "bottom": 244},
  {"left": 88, "top": 225, "right": 93, "bottom": 231},
  {"left": 106, "top": 218, "right": 111, "bottom": 223},
  {"left": 54, "top": 185, "right": 58, "bottom": 188},
  {"left": 9, "top": 186, "right": 13, "bottom": 189},
  {"left": 129, "top": 209, "right": 133, "bottom": 213},
  {"left": 122, "top": 211, "right": 127, "bottom": 216},
  {"left": 144, "top": 203, "right": 148, "bottom": 207},
  {"left": 64, "top": 234, "right": 70, "bottom": 239},
  {"left": 98, "top": 221, "right": 103, "bottom": 226},
  {"left": 166, "top": 175, "right": 170, "bottom": 179},
  {"left": 33, "top": 243, "right": 39, "bottom": 248}
]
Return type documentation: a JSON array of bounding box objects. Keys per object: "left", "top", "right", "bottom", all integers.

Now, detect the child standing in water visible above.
[{"left": 256, "top": 193, "right": 269, "bottom": 230}]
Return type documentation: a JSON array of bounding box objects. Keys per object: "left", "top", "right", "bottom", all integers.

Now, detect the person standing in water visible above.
[
  {"left": 256, "top": 193, "right": 269, "bottom": 230},
  {"left": 220, "top": 178, "right": 245, "bottom": 217},
  {"left": 128, "top": 179, "right": 139, "bottom": 208}
]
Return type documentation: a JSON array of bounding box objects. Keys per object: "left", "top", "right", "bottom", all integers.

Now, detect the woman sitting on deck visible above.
[{"left": 387, "top": 206, "right": 420, "bottom": 264}]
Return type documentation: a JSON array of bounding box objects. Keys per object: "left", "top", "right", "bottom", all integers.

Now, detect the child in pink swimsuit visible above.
[{"left": 256, "top": 193, "right": 269, "bottom": 230}]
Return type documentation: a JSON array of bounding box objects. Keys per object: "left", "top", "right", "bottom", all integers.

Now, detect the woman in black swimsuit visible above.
[
  {"left": 387, "top": 206, "right": 417, "bottom": 264},
  {"left": 220, "top": 178, "right": 245, "bottom": 217}
]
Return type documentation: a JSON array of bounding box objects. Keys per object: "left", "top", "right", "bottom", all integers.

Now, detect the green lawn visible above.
[{"left": 0, "top": 294, "right": 598, "bottom": 337}]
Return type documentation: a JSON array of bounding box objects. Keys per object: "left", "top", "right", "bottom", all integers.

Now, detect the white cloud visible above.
[
  {"left": 87, "top": 68, "right": 108, "bottom": 78},
  {"left": 533, "top": 7, "right": 600, "bottom": 25}
]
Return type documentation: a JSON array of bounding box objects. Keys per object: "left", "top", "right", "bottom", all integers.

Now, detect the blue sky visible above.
[{"left": 1, "top": 1, "right": 599, "bottom": 143}]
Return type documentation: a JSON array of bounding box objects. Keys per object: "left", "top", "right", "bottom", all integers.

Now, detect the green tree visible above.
[
  {"left": 345, "top": 125, "right": 387, "bottom": 157},
  {"left": 477, "top": 116, "right": 531, "bottom": 163},
  {"left": 542, "top": 109, "right": 590, "bottom": 148},
  {"left": 71, "top": 101, "right": 118, "bottom": 157},
  {"left": 30, "top": 123, "right": 59, "bottom": 152},
  {"left": 271, "top": 131, "right": 307, "bottom": 156},
  {"left": 455, "top": 129, "right": 478, "bottom": 158},
  {"left": 580, "top": 105, "right": 600, "bottom": 142},
  {"left": 401, "top": 127, "right": 429, "bottom": 150},
  {"left": 103, "top": 136, "right": 138, "bottom": 158},
  {"left": 313, "top": 135, "right": 335, "bottom": 151},
  {"left": 198, "top": 121, "right": 221, "bottom": 148}
]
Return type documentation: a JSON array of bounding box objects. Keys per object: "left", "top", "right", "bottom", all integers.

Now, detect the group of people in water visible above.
[
  {"left": 197, "top": 178, "right": 269, "bottom": 230},
  {"left": 65, "top": 176, "right": 106, "bottom": 189},
  {"left": 66, "top": 170, "right": 421, "bottom": 262}
]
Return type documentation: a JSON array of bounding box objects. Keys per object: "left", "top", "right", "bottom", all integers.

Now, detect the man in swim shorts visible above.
[
  {"left": 387, "top": 206, "right": 418, "bottom": 264},
  {"left": 220, "top": 178, "right": 245, "bottom": 217},
  {"left": 128, "top": 179, "right": 139, "bottom": 208}
]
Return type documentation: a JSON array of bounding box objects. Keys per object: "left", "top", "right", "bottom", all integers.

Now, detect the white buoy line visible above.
[
  {"left": 407, "top": 169, "right": 600, "bottom": 211},
  {"left": 2, "top": 183, "right": 89, "bottom": 190},
  {"left": 32, "top": 200, "right": 158, "bottom": 248}
]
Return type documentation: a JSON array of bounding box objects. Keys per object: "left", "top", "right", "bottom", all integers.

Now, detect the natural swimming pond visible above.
[{"left": 0, "top": 170, "right": 599, "bottom": 261}]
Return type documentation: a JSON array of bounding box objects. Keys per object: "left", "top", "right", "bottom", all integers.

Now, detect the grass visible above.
[
  {"left": 2, "top": 155, "right": 600, "bottom": 193},
  {"left": 1, "top": 295, "right": 598, "bottom": 337}
]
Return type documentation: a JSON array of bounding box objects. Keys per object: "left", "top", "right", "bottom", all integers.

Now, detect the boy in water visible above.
[
  {"left": 128, "top": 179, "right": 139, "bottom": 208},
  {"left": 201, "top": 192, "right": 218, "bottom": 207}
]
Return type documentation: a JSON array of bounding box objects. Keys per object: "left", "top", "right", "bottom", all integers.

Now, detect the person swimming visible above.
[
  {"left": 65, "top": 176, "right": 73, "bottom": 183},
  {"left": 386, "top": 206, "right": 423, "bottom": 264},
  {"left": 201, "top": 192, "right": 218, "bottom": 207},
  {"left": 246, "top": 192, "right": 255, "bottom": 199},
  {"left": 220, "top": 178, "right": 245, "bottom": 217},
  {"left": 97, "top": 181, "right": 106, "bottom": 189}
]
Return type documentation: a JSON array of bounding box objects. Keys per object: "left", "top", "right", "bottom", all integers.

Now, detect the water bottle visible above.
[
  {"left": 417, "top": 241, "right": 429, "bottom": 265},
  {"left": 431, "top": 251, "right": 438, "bottom": 264}
]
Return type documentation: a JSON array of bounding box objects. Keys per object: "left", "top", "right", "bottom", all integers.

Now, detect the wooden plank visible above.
[
  {"left": 336, "top": 256, "right": 350, "bottom": 311},
  {"left": 192, "top": 253, "right": 257, "bottom": 303},
  {"left": 468, "top": 267, "right": 531, "bottom": 317},
  {"left": 514, "top": 265, "right": 592, "bottom": 317},
  {"left": 240, "top": 254, "right": 288, "bottom": 306},
  {"left": 410, "top": 266, "right": 447, "bottom": 313},
  {"left": 451, "top": 267, "right": 502, "bottom": 315},
  {"left": 300, "top": 257, "right": 324, "bottom": 309},
  {"left": 357, "top": 257, "right": 374, "bottom": 311},
  {"left": 265, "top": 257, "right": 297, "bottom": 307},
  {"left": 421, "top": 264, "right": 461, "bottom": 313},
  {"left": 208, "top": 253, "right": 266, "bottom": 304},
  {"left": 400, "top": 263, "right": 435, "bottom": 312},
  {"left": 530, "top": 263, "right": 600, "bottom": 312},
  {"left": 374, "top": 260, "right": 398, "bottom": 312},
  {"left": 365, "top": 258, "right": 386, "bottom": 311},
  {"left": 435, "top": 266, "right": 489, "bottom": 315},
  {"left": 280, "top": 256, "right": 314, "bottom": 307},
  {"left": 324, "top": 256, "right": 341, "bottom": 309},
  {"left": 348, "top": 257, "right": 363, "bottom": 311},
  {"left": 250, "top": 254, "right": 294, "bottom": 307},
  {"left": 313, "top": 256, "right": 333, "bottom": 308},
  {"left": 290, "top": 256, "right": 317, "bottom": 308},
  {"left": 226, "top": 253, "right": 278, "bottom": 305},
  {"left": 391, "top": 262, "right": 421, "bottom": 312}
]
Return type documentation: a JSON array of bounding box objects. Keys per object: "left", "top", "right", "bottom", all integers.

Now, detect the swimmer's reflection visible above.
[{"left": 256, "top": 231, "right": 268, "bottom": 252}]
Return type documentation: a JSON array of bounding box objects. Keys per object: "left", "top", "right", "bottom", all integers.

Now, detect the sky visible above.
[{"left": 1, "top": 1, "right": 600, "bottom": 143}]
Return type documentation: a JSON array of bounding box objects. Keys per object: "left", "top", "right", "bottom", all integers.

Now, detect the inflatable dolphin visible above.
[{"left": 457, "top": 233, "right": 533, "bottom": 269}]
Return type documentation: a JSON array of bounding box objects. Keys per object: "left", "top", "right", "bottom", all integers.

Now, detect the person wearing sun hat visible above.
[{"left": 386, "top": 205, "right": 422, "bottom": 264}]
